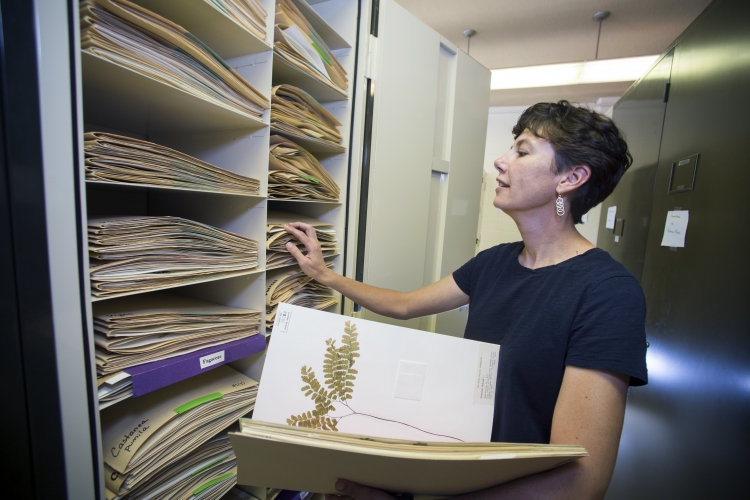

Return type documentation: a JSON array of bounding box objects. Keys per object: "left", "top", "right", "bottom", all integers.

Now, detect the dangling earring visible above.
[{"left": 556, "top": 192, "right": 565, "bottom": 217}]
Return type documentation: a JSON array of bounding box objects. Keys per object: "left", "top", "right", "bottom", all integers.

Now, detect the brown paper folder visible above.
[
  {"left": 81, "top": 0, "right": 269, "bottom": 119},
  {"left": 230, "top": 420, "right": 587, "bottom": 496}
]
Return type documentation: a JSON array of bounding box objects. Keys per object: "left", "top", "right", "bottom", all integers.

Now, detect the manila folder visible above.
[{"left": 229, "top": 421, "right": 586, "bottom": 496}]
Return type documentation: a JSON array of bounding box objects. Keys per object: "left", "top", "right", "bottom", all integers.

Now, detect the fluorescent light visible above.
[
  {"left": 579, "top": 56, "right": 660, "bottom": 84},
  {"left": 490, "top": 55, "right": 660, "bottom": 90},
  {"left": 491, "top": 61, "right": 584, "bottom": 90}
]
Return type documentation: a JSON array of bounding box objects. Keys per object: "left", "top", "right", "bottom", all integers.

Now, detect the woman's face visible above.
[{"left": 493, "top": 130, "right": 560, "bottom": 215}]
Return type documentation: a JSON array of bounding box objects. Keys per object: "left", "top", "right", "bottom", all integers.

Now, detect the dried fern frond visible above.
[
  {"left": 289, "top": 320, "right": 362, "bottom": 431},
  {"left": 299, "top": 365, "right": 335, "bottom": 411},
  {"left": 286, "top": 408, "right": 338, "bottom": 431}
]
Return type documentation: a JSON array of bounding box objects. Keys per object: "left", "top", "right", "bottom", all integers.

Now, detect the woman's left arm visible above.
[{"left": 328, "top": 365, "right": 629, "bottom": 500}]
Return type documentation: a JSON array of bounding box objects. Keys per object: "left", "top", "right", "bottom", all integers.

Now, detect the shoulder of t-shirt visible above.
[
  {"left": 576, "top": 250, "right": 647, "bottom": 315},
  {"left": 452, "top": 241, "right": 523, "bottom": 296},
  {"left": 579, "top": 248, "right": 640, "bottom": 287},
  {"left": 474, "top": 241, "right": 524, "bottom": 265}
]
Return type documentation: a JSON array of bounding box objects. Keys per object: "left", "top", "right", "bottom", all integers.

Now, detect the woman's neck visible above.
[{"left": 510, "top": 209, "right": 595, "bottom": 270}]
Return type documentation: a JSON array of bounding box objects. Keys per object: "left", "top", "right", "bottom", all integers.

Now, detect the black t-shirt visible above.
[{"left": 452, "top": 241, "right": 648, "bottom": 444}]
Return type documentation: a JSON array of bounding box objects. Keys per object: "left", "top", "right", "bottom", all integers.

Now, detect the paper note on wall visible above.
[
  {"left": 661, "top": 210, "right": 690, "bottom": 247},
  {"left": 605, "top": 206, "right": 617, "bottom": 229}
]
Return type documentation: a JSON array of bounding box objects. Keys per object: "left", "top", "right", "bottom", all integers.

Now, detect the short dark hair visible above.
[{"left": 512, "top": 100, "right": 632, "bottom": 224}]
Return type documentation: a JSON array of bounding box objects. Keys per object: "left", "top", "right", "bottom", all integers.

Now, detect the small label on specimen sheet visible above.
[
  {"left": 474, "top": 344, "right": 499, "bottom": 405},
  {"left": 275, "top": 308, "right": 292, "bottom": 333}
]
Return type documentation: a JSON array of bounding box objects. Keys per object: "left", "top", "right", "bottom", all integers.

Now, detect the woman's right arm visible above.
[{"left": 283, "top": 222, "right": 469, "bottom": 320}]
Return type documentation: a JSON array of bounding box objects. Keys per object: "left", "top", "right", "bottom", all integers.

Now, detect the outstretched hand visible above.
[
  {"left": 283, "top": 222, "right": 333, "bottom": 283},
  {"left": 325, "top": 479, "right": 397, "bottom": 500}
]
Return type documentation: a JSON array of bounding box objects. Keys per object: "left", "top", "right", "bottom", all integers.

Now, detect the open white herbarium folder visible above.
[
  {"left": 232, "top": 304, "right": 587, "bottom": 496},
  {"left": 253, "top": 303, "right": 500, "bottom": 443}
]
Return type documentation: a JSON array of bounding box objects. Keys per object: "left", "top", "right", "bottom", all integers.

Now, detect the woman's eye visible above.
[{"left": 517, "top": 150, "right": 528, "bottom": 157}]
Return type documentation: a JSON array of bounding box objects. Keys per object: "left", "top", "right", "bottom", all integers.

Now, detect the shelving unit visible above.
[{"left": 74, "top": 0, "right": 362, "bottom": 497}]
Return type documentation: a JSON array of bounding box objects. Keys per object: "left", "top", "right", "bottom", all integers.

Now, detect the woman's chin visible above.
[{"left": 492, "top": 196, "right": 507, "bottom": 211}]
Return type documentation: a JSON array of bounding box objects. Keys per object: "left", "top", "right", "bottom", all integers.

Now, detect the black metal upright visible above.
[
  {"left": 605, "top": 0, "right": 750, "bottom": 498},
  {"left": 0, "top": 0, "right": 70, "bottom": 498},
  {"left": 597, "top": 51, "right": 673, "bottom": 281}
]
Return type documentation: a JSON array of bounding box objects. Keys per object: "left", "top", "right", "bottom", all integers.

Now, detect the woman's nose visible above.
[{"left": 494, "top": 154, "right": 509, "bottom": 172}]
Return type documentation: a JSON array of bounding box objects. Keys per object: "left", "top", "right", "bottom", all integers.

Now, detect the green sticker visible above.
[
  {"left": 192, "top": 473, "right": 235, "bottom": 495},
  {"left": 191, "top": 454, "right": 230, "bottom": 476},
  {"left": 173, "top": 392, "right": 223, "bottom": 414},
  {"left": 297, "top": 173, "right": 320, "bottom": 184},
  {"left": 311, "top": 42, "right": 332, "bottom": 66}
]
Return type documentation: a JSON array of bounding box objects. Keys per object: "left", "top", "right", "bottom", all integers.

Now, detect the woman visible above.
[{"left": 283, "top": 101, "right": 648, "bottom": 500}]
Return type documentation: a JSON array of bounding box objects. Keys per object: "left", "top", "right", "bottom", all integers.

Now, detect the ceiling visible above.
[{"left": 396, "top": 0, "right": 713, "bottom": 106}]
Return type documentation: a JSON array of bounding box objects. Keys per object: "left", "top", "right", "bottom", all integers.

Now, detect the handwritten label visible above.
[
  {"left": 660, "top": 210, "right": 689, "bottom": 248},
  {"left": 605, "top": 206, "right": 617, "bottom": 229},
  {"left": 111, "top": 419, "right": 149, "bottom": 457},
  {"left": 199, "top": 350, "right": 225, "bottom": 369},
  {"left": 474, "top": 344, "right": 499, "bottom": 405}
]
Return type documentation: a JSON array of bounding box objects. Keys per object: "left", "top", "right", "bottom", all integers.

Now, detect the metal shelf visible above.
[
  {"left": 272, "top": 53, "right": 348, "bottom": 103},
  {"left": 81, "top": 52, "right": 267, "bottom": 135}
]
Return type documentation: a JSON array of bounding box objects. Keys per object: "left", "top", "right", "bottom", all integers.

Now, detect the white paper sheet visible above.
[
  {"left": 605, "top": 206, "right": 617, "bottom": 229},
  {"left": 661, "top": 210, "right": 690, "bottom": 247},
  {"left": 254, "top": 304, "right": 499, "bottom": 443}
]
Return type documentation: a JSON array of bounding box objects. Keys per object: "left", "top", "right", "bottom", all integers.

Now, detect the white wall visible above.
[
  {"left": 476, "top": 106, "right": 526, "bottom": 252},
  {"left": 476, "top": 100, "right": 618, "bottom": 253}
]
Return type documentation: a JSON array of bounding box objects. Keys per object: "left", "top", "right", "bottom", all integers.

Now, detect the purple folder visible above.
[{"left": 124, "top": 334, "right": 266, "bottom": 397}]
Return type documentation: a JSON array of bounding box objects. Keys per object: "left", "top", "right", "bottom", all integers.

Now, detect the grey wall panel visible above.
[
  {"left": 434, "top": 50, "right": 490, "bottom": 337},
  {"left": 606, "top": 0, "right": 750, "bottom": 498},
  {"left": 362, "top": 0, "right": 439, "bottom": 329},
  {"left": 598, "top": 52, "right": 672, "bottom": 281}
]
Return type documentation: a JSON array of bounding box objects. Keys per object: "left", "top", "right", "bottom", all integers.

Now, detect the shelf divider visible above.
[{"left": 291, "top": 0, "right": 351, "bottom": 50}]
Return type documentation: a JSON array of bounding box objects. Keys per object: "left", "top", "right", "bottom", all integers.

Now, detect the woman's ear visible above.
[{"left": 558, "top": 165, "right": 591, "bottom": 195}]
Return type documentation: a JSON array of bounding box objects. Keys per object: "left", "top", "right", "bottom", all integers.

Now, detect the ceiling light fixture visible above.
[
  {"left": 593, "top": 11, "right": 610, "bottom": 60},
  {"left": 490, "top": 55, "right": 659, "bottom": 90},
  {"left": 463, "top": 29, "right": 476, "bottom": 55}
]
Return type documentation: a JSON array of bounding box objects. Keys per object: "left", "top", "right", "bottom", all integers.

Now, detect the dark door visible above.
[
  {"left": 606, "top": 0, "right": 750, "bottom": 498},
  {"left": 597, "top": 51, "right": 673, "bottom": 281}
]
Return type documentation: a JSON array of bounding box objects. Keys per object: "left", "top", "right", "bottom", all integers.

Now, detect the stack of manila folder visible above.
[
  {"left": 88, "top": 216, "right": 259, "bottom": 299},
  {"left": 268, "top": 136, "right": 339, "bottom": 201},
  {"left": 266, "top": 211, "right": 338, "bottom": 269},
  {"left": 85, "top": 132, "right": 261, "bottom": 195},
  {"left": 102, "top": 365, "right": 258, "bottom": 499},
  {"left": 273, "top": 0, "right": 348, "bottom": 95},
  {"left": 93, "top": 292, "right": 260, "bottom": 375},
  {"left": 81, "top": 0, "right": 269, "bottom": 119},
  {"left": 265, "top": 263, "right": 337, "bottom": 331},
  {"left": 271, "top": 84, "right": 345, "bottom": 152},
  {"left": 208, "top": 0, "right": 269, "bottom": 41}
]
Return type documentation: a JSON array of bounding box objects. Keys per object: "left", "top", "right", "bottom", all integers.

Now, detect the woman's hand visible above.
[
  {"left": 283, "top": 222, "right": 333, "bottom": 284},
  {"left": 325, "top": 479, "right": 396, "bottom": 500}
]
